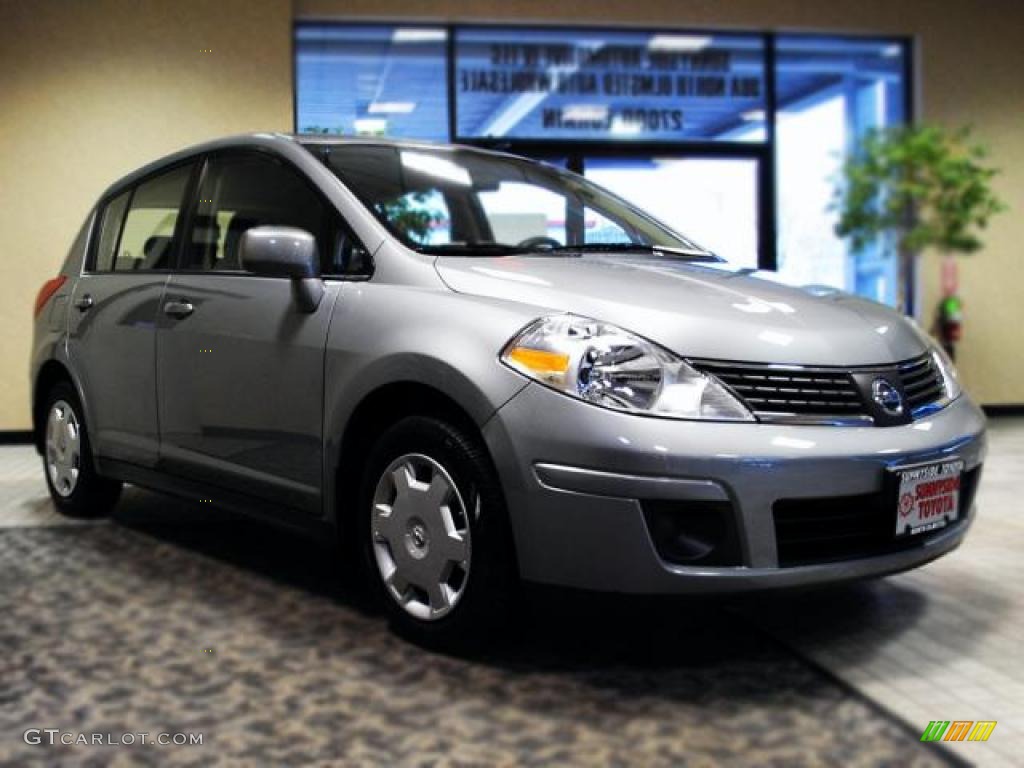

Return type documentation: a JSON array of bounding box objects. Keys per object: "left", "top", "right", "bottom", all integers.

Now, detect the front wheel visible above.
[
  {"left": 41, "top": 381, "right": 122, "bottom": 517},
  {"left": 358, "top": 416, "right": 518, "bottom": 649}
]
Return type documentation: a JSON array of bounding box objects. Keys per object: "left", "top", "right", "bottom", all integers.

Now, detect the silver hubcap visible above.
[
  {"left": 45, "top": 400, "right": 81, "bottom": 498},
  {"left": 371, "top": 453, "right": 472, "bottom": 621}
]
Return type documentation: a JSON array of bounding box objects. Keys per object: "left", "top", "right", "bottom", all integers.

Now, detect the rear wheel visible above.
[
  {"left": 358, "top": 415, "right": 518, "bottom": 649},
  {"left": 42, "top": 381, "right": 121, "bottom": 517}
]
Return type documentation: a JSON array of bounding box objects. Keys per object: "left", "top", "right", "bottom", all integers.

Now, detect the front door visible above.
[
  {"left": 155, "top": 151, "right": 340, "bottom": 516},
  {"left": 67, "top": 163, "right": 193, "bottom": 467}
]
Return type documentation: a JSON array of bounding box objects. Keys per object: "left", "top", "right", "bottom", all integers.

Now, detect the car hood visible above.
[{"left": 434, "top": 254, "right": 928, "bottom": 366}]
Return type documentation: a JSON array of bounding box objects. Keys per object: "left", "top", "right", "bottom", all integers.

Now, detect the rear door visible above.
[
  {"left": 67, "top": 162, "right": 194, "bottom": 466},
  {"left": 155, "top": 151, "right": 349, "bottom": 516}
]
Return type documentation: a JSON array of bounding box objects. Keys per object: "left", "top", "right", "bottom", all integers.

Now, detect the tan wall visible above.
[
  {"left": 1, "top": 0, "right": 1020, "bottom": 429},
  {"left": 0, "top": 0, "right": 292, "bottom": 430}
]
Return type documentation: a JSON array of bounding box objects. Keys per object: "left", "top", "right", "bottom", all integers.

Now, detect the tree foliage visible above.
[{"left": 834, "top": 126, "right": 1005, "bottom": 255}]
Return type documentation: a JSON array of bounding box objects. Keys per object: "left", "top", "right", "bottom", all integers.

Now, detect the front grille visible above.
[
  {"left": 691, "top": 353, "right": 948, "bottom": 424},
  {"left": 691, "top": 360, "right": 866, "bottom": 420},
  {"left": 773, "top": 466, "right": 980, "bottom": 567},
  {"left": 898, "top": 355, "right": 946, "bottom": 411}
]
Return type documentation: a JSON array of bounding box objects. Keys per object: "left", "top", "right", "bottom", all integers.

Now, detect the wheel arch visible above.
[
  {"left": 32, "top": 359, "right": 87, "bottom": 455},
  {"left": 328, "top": 372, "right": 516, "bottom": 554}
]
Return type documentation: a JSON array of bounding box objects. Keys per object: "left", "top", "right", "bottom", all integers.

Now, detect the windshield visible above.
[{"left": 307, "top": 143, "right": 714, "bottom": 259}]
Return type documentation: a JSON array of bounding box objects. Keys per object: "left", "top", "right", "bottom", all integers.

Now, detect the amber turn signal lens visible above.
[{"left": 506, "top": 346, "right": 571, "bottom": 375}]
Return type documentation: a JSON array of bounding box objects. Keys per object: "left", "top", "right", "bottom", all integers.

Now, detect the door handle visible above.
[
  {"left": 163, "top": 300, "right": 194, "bottom": 319},
  {"left": 74, "top": 295, "right": 94, "bottom": 311}
]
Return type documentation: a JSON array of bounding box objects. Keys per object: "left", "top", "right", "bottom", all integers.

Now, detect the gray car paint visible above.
[
  {"left": 30, "top": 133, "right": 986, "bottom": 594},
  {"left": 435, "top": 255, "right": 928, "bottom": 366}
]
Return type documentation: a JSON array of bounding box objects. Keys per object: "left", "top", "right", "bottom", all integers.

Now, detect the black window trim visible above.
[{"left": 173, "top": 146, "right": 374, "bottom": 280}]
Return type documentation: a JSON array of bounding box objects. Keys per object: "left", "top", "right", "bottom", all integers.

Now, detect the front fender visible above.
[{"left": 321, "top": 281, "right": 536, "bottom": 521}]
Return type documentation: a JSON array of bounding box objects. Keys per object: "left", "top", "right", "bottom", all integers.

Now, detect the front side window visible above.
[
  {"left": 186, "top": 153, "right": 365, "bottom": 275},
  {"left": 112, "top": 164, "right": 192, "bottom": 272},
  {"left": 318, "top": 144, "right": 711, "bottom": 258}
]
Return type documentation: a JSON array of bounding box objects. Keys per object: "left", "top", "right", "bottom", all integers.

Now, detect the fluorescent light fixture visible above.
[
  {"left": 353, "top": 118, "right": 388, "bottom": 136},
  {"left": 648, "top": 35, "right": 712, "bottom": 52},
  {"left": 609, "top": 116, "right": 643, "bottom": 136},
  {"left": 392, "top": 27, "right": 446, "bottom": 44},
  {"left": 562, "top": 104, "right": 609, "bottom": 122},
  {"left": 400, "top": 151, "right": 472, "bottom": 186},
  {"left": 368, "top": 101, "right": 416, "bottom": 114},
  {"left": 741, "top": 109, "right": 765, "bottom": 122}
]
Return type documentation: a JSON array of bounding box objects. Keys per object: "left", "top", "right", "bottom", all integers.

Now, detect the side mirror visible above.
[{"left": 239, "top": 226, "right": 324, "bottom": 312}]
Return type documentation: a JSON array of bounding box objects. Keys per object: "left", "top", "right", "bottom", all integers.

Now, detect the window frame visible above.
[{"left": 174, "top": 146, "right": 373, "bottom": 280}]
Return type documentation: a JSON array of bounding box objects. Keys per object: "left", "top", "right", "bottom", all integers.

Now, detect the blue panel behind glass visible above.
[
  {"left": 454, "top": 27, "right": 765, "bottom": 142},
  {"left": 295, "top": 24, "right": 449, "bottom": 141}
]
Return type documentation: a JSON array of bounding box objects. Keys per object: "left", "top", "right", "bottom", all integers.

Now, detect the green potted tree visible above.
[{"left": 834, "top": 125, "right": 1005, "bottom": 354}]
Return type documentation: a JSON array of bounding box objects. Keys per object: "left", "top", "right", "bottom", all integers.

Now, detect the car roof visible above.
[{"left": 100, "top": 132, "right": 532, "bottom": 201}]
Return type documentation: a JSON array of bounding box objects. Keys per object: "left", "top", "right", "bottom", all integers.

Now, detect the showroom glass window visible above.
[
  {"left": 294, "top": 24, "right": 911, "bottom": 307},
  {"left": 295, "top": 24, "right": 449, "bottom": 141},
  {"left": 774, "top": 36, "right": 908, "bottom": 305},
  {"left": 454, "top": 27, "right": 765, "bottom": 142}
]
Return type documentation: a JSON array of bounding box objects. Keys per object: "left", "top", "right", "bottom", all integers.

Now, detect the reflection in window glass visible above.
[
  {"left": 479, "top": 183, "right": 567, "bottom": 245},
  {"left": 381, "top": 190, "right": 452, "bottom": 245},
  {"left": 455, "top": 27, "right": 765, "bottom": 142},
  {"left": 774, "top": 37, "right": 907, "bottom": 305},
  {"left": 317, "top": 144, "right": 706, "bottom": 254},
  {"left": 296, "top": 24, "right": 449, "bottom": 140},
  {"left": 586, "top": 156, "right": 759, "bottom": 267}
]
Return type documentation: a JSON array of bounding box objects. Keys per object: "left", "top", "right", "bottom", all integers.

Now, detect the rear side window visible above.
[
  {"left": 112, "top": 164, "right": 192, "bottom": 272},
  {"left": 93, "top": 191, "right": 130, "bottom": 271}
]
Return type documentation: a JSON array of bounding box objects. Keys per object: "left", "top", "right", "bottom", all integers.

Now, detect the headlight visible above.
[
  {"left": 501, "top": 314, "right": 754, "bottom": 421},
  {"left": 930, "top": 345, "right": 962, "bottom": 401}
]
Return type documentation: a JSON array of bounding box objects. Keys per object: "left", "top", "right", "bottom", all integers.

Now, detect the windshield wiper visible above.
[
  {"left": 416, "top": 243, "right": 534, "bottom": 256},
  {"left": 543, "top": 243, "right": 720, "bottom": 260}
]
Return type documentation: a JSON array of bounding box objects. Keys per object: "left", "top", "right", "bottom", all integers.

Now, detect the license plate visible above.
[{"left": 892, "top": 459, "right": 964, "bottom": 537}]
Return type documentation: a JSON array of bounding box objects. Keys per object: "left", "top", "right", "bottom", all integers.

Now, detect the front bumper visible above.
[{"left": 483, "top": 383, "right": 987, "bottom": 594}]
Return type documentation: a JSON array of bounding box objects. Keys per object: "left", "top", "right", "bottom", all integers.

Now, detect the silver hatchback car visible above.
[{"left": 31, "top": 133, "right": 985, "bottom": 645}]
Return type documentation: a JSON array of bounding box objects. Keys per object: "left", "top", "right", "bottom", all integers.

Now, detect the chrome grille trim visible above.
[{"left": 690, "top": 353, "right": 949, "bottom": 426}]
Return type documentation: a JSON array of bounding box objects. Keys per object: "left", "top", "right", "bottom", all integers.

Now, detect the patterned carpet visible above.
[{"left": 0, "top": 487, "right": 954, "bottom": 767}]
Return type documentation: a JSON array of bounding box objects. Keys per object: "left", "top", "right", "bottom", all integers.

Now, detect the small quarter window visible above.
[{"left": 93, "top": 191, "right": 130, "bottom": 271}]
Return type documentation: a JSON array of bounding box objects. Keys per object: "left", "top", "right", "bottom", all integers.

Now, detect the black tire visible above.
[
  {"left": 357, "top": 415, "right": 518, "bottom": 650},
  {"left": 40, "top": 381, "right": 122, "bottom": 518}
]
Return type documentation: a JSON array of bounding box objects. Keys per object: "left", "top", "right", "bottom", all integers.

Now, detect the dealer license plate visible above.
[{"left": 893, "top": 459, "right": 964, "bottom": 537}]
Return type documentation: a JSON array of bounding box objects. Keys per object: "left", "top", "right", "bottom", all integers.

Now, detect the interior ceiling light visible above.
[
  {"left": 391, "top": 28, "right": 446, "bottom": 44},
  {"left": 647, "top": 35, "right": 712, "bottom": 52},
  {"left": 562, "top": 104, "right": 609, "bottom": 122},
  {"left": 368, "top": 102, "right": 417, "bottom": 114}
]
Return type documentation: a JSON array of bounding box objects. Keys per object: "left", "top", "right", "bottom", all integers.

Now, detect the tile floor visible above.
[{"left": 1, "top": 418, "right": 1021, "bottom": 765}]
